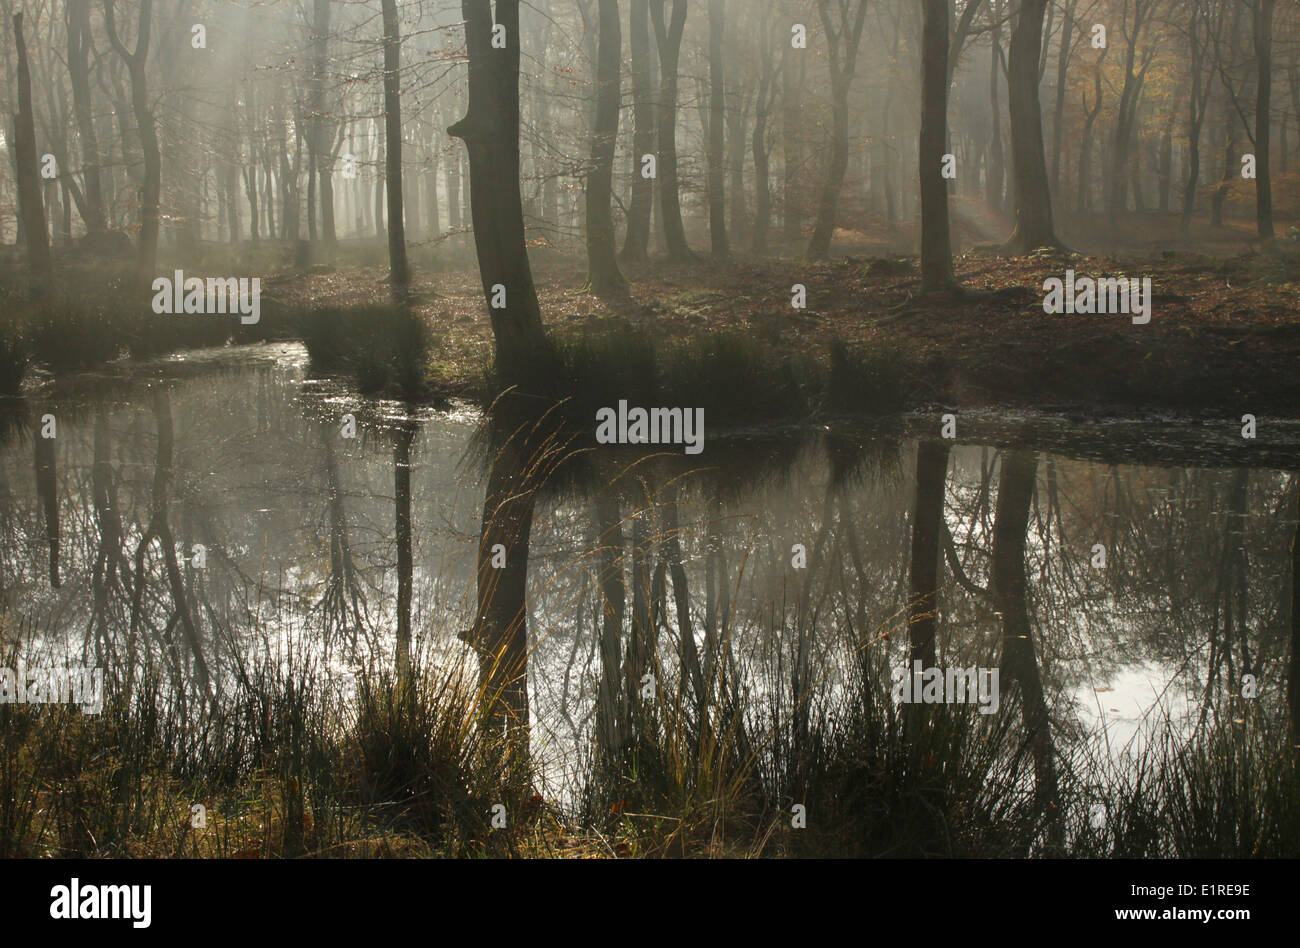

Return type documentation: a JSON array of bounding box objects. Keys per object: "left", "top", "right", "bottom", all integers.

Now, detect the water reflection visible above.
[{"left": 1, "top": 346, "right": 1298, "bottom": 816}]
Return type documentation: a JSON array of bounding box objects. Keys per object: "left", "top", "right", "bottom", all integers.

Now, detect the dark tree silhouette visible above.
[
  {"left": 621, "top": 0, "right": 656, "bottom": 262},
  {"left": 380, "top": 0, "right": 410, "bottom": 298},
  {"left": 103, "top": 0, "right": 160, "bottom": 285},
  {"left": 12, "top": 13, "right": 52, "bottom": 282},
  {"left": 584, "top": 0, "right": 626, "bottom": 293},
  {"left": 807, "top": 0, "right": 868, "bottom": 261},
  {"left": 706, "top": 0, "right": 728, "bottom": 258},
  {"left": 650, "top": 0, "right": 692, "bottom": 261},
  {"left": 919, "top": 0, "right": 957, "bottom": 293},
  {"left": 1003, "top": 0, "right": 1059, "bottom": 252},
  {"left": 449, "top": 0, "right": 550, "bottom": 376}
]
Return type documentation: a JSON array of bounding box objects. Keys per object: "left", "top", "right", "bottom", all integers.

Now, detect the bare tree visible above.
[
  {"left": 650, "top": 0, "right": 691, "bottom": 261},
  {"left": 585, "top": 0, "right": 626, "bottom": 293},
  {"left": 807, "top": 0, "right": 868, "bottom": 261},
  {"left": 12, "top": 13, "right": 52, "bottom": 282},
  {"left": 103, "top": 0, "right": 160, "bottom": 285},
  {"left": 380, "top": 0, "right": 410, "bottom": 298}
]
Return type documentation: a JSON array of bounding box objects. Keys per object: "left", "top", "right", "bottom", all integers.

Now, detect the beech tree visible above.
[
  {"left": 1003, "top": 0, "right": 1059, "bottom": 252},
  {"left": 11, "top": 12, "right": 51, "bottom": 282},
  {"left": 807, "top": 0, "right": 868, "bottom": 261},
  {"left": 449, "top": 0, "right": 549, "bottom": 374},
  {"left": 919, "top": 0, "right": 957, "bottom": 292},
  {"left": 584, "top": 0, "right": 625, "bottom": 293},
  {"left": 380, "top": 0, "right": 410, "bottom": 298},
  {"left": 649, "top": 0, "right": 691, "bottom": 261},
  {"left": 103, "top": 0, "right": 160, "bottom": 284}
]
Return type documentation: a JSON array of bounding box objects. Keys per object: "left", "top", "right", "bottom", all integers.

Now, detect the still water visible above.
[{"left": 1, "top": 344, "right": 1296, "bottom": 801}]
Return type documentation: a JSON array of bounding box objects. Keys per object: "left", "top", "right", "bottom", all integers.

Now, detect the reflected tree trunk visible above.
[
  {"left": 34, "top": 413, "right": 60, "bottom": 589},
  {"left": 662, "top": 486, "right": 705, "bottom": 710},
  {"left": 462, "top": 406, "right": 557, "bottom": 740},
  {"left": 594, "top": 487, "right": 626, "bottom": 753},
  {"left": 627, "top": 487, "right": 655, "bottom": 718},
  {"left": 393, "top": 419, "right": 416, "bottom": 680},
  {"left": 1288, "top": 479, "right": 1300, "bottom": 756},
  {"left": 992, "top": 450, "right": 1062, "bottom": 848},
  {"left": 90, "top": 406, "right": 124, "bottom": 663},
  {"left": 907, "top": 441, "right": 950, "bottom": 669},
  {"left": 128, "top": 389, "right": 211, "bottom": 701}
]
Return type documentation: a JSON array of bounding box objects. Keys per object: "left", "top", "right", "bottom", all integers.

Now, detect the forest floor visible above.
[{"left": 265, "top": 236, "right": 1300, "bottom": 419}]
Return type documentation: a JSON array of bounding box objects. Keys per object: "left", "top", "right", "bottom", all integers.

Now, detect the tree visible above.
[
  {"left": 807, "top": 0, "right": 869, "bottom": 261},
  {"left": 751, "top": 5, "right": 780, "bottom": 254},
  {"left": 448, "top": 1, "right": 550, "bottom": 375},
  {"left": 11, "top": 12, "right": 51, "bottom": 283},
  {"left": 1003, "top": 0, "right": 1059, "bottom": 252},
  {"left": 1253, "top": 0, "right": 1277, "bottom": 240},
  {"left": 66, "top": 0, "right": 105, "bottom": 236},
  {"left": 103, "top": 0, "right": 161, "bottom": 286},
  {"left": 650, "top": 0, "right": 692, "bottom": 261},
  {"left": 1181, "top": 0, "right": 1216, "bottom": 237},
  {"left": 620, "top": 0, "right": 656, "bottom": 262},
  {"left": 919, "top": 0, "right": 957, "bottom": 292},
  {"left": 1106, "top": 0, "right": 1158, "bottom": 235},
  {"left": 585, "top": 0, "right": 626, "bottom": 294},
  {"left": 380, "top": 0, "right": 410, "bottom": 298},
  {"left": 307, "top": 0, "right": 337, "bottom": 249},
  {"left": 706, "top": 0, "right": 728, "bottom": 257}
]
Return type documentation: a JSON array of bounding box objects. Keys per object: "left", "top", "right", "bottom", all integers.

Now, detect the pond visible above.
[{"left": 1, "top": 344, "right": 1297, "bottom": 810}]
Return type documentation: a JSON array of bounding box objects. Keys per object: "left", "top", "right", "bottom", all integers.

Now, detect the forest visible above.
[{"left": 0, "top": 0, "right": 1299, "bottom": 861}]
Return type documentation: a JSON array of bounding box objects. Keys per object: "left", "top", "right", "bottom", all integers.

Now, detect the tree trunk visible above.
[
  {"left": 781, "top": 38, "right": 806, "bottom": 243},
  {"left": 1050, "top": 0, "right": 1076, "bottom": 193},
  {"left": 104, "top": 0, "right": 160, "bottom": 286},
  {"left": 807, "top": 0, "right": 868, "bottom": 260},
  {"left": 1003, "top": 0, "right": 1058, "bottom": 252},
  {"left": 11, "top": 13, "right": 51, "bottom": 283},
  {"left": 919, "top": 0, "right": 956, "bottom": 292},
  {"left": 585, "top": 0, "right": 626, "bottom": 293},
  {"left": 706, "top": 0, "right": 728, "bottom": 258},
  {"left": 380, "top": 0, "right": 410, "bottom": 298},
  {"left": 987, "top": 3, "right": 1005, "bottom": 212},
  {"left": 449, "top": 0, "right": 550, "bottom": 377},
  {"left": 751, "top": 9, "right": 776, "bottom": 254},
  {"left": 1254, "top": 0, "right": 1276, "bottom": 240},
  {"left": 66, "top": 0, "right": 105, "bottom": 234},
  {"left": 650, "top": 0, "right": 691, "bottom": 261},
  {"left": 621, "top": 0, "right": 655, "bottom": 262}
]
